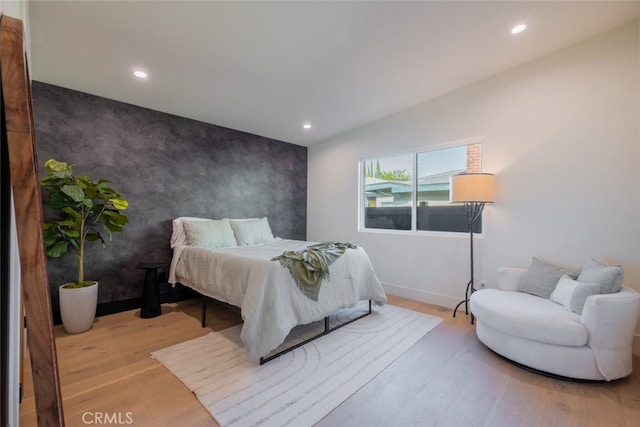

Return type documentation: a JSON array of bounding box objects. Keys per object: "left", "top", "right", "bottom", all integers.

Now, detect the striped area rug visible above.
[{"left": 151, "top": 302, "right": 442, "bottom": 427}]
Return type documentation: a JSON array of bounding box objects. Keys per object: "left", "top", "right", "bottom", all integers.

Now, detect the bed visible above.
[{"left": 168, "top": 217, "right": 387, "bottom": 362}]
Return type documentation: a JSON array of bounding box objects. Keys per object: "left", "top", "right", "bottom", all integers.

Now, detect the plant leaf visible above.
[
  {"left": 85, "top": 232, "right": 103, "bottom": 243},
  {"left": 61, "top": 207, "right": 82, "bottom": 221},
  {"left": 61, "top": 184, "right": 85, "bottom": 202},
  {"left": 102, "top": 210, "right": 128, "bottom": 224},
  {"left": 62, "top": 229, "right": 80, "bottom": 238},
  {"left": 45, "top": 159, "right": 70, "bottom": 173},
  {"left": 109, "top": 198, "right": 128, "bottom": 210},
  {"left": 47, "top": 191, "right": 75, "bottom": 210},
  {"left": 47, "top": 241, "right": 69, "bottom": 258}
]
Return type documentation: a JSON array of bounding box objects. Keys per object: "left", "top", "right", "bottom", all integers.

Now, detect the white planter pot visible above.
[{"left": 59, "top": 281, "right": 98, "bottom": 334}]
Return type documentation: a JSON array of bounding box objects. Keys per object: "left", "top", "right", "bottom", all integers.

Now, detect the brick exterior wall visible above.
[{"left": 466, "top": 143, "right": 482, "bottom": 173}]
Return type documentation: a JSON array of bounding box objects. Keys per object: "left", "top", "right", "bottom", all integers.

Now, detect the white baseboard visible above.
[
  {"left": 382, "top": 283, "right": 640, "bottom": 357},
  {"left": 382, "top": 282, "right": 461, "bottom": 310}
]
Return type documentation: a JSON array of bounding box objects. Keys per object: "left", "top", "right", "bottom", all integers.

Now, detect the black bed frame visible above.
[{"left": 200, "top": 296, "right": 373, "bottom": 365}]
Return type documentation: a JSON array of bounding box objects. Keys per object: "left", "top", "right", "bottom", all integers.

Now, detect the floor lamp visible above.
[{"left": 451, "top": 173, "right": 495, "bottom": 324}]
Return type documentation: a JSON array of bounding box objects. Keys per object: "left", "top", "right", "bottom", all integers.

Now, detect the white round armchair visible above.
[{"left": 470, "top": 266, "right": 640, "bottom": 381}]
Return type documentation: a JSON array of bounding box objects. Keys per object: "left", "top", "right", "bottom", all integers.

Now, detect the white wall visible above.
[
  {"left": 1, "top": 0, "right": 27, "bottom": 22},
  {"left": 308, "top": 23, "right": 639, "bottom": 327}
]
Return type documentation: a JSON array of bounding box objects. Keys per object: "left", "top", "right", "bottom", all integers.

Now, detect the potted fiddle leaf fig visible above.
[{"left": 41, "top": 159, "right": 129, "bottom": 333}]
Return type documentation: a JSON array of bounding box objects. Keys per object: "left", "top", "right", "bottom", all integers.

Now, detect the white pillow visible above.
[
  {"left": 170, "top": 217, "right": 211, "bottom": 248},
  {"left": 550, "top": 275, "right": 601, "bottom": 315},
  {"left": 182, "top": 219, "right": 237, "bottom": 248},
  {"left": 229, "top": 217, "right": 274, "bottom": 246}
]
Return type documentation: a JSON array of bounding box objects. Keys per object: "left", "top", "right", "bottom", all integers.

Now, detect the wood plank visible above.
[
  {"left": 19, "top": 297, "right": 640, "bottom": 427},
  {"left": 1, "top": 14, "right": 64, "bottom": 426}
]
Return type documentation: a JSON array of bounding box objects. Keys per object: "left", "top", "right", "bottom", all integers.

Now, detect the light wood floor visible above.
[{"left": 20, "top": 296, "right": 640, "bottom": 426}]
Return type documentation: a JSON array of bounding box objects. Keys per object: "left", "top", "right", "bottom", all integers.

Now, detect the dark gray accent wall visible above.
[{"left": 32, "top": 81, "right": 307, "bottom": 316}]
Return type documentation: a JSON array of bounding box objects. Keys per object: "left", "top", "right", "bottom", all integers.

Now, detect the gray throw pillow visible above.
[
  {"left": 569, "top": 282, "right": 601, "bottom": 314},
  {"left": 518, "top": 257, "right": 579, "bottom": 299},
  {"left": 577, "top": 259, "right": 624, "bottom": 294}
]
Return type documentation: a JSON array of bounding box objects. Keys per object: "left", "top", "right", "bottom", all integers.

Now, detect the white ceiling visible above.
[{"left": 28, "top": 1, "right": 639, "bottom": 146}]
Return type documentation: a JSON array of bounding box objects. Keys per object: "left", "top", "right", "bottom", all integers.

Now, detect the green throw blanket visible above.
[{"left": 272, "top": 242, "right": 357, "bottom": 301}]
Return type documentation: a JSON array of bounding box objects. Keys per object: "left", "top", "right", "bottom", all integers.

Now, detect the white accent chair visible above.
[{"left": 470, "top": 267, "right": 640, "bottom": 381}]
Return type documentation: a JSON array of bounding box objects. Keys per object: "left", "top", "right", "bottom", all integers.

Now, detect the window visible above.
[
  {"left": 363, "top": 154, "right": 413, "bottom": 230},
  {"left": 361, "top": 140, "right": 483, "bottom": 233}
]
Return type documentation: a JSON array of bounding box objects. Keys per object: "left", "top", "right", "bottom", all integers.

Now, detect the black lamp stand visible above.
[{"left": 452, "top": 201, "right": 485, "bottom": 324}]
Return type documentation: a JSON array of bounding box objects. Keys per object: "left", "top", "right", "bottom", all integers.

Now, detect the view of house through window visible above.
[
  {"left": 362, "top": 141, "right": 483, "bottom": 233},
  {"left": 363, "top": 154, "right": 413, "bottom": 230}
]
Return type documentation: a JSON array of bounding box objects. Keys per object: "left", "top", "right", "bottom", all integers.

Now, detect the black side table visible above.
[{"left": 136, "top": 262, "right": 169, "bottom": 318}]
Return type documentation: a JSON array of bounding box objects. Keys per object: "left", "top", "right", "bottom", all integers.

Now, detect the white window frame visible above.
[{"left": 358, "top": 136, "right": 485, "bottom": 237}]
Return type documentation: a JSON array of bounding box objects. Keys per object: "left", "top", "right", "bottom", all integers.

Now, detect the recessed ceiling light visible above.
[
  {"left": 133, "top": 70, "right": 148, "bottom": 79},
  {"left": 511, "top": 24, "right": 527, "bottom": 35},
  {"left": 303, "top": 123, "right": 312, "bottom": 130}
]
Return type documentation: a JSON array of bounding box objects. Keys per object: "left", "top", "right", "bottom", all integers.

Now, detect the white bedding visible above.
[{"left": 169, "top": 239, "right": 387, "bottom": 360}]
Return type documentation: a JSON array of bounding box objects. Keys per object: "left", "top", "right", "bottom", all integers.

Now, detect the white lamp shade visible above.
[{"left": 450, "top": 173, "right": 495, "bottom": 203}]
